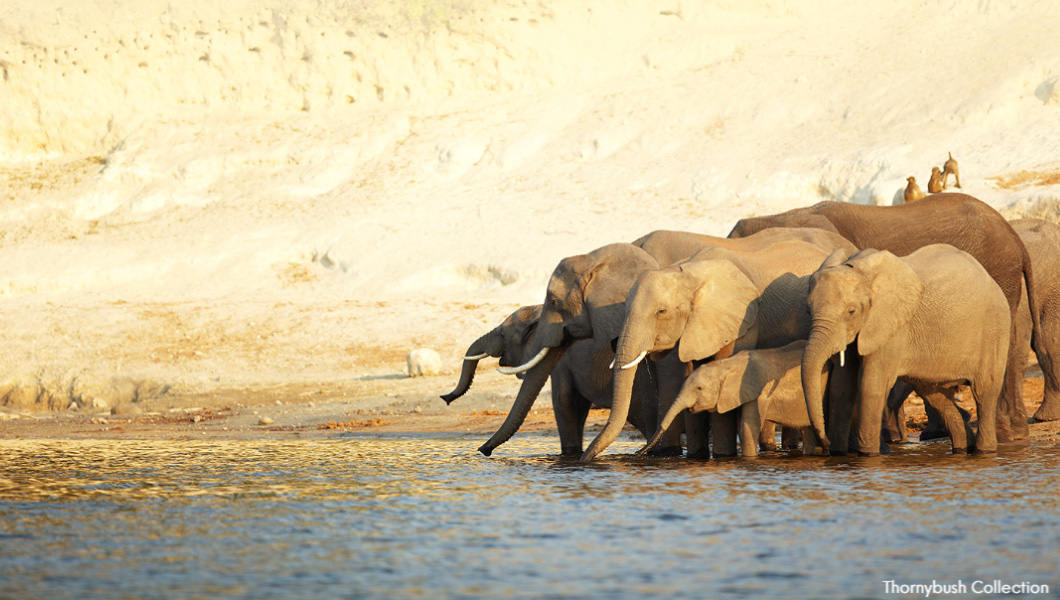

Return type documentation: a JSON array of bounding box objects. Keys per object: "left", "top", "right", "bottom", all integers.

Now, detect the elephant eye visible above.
[
  {"left": 657, "top": 308, "right": 668, "bottom": 316},
  {"left": 847, "top": 305, "right": 857, "bottom": 315}
]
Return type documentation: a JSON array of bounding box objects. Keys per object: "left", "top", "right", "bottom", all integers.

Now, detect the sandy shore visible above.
[{"left": 3, "top": 361, "right": 1058, "bottom": 455}]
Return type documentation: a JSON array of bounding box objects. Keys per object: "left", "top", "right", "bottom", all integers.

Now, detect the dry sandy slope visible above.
[{"left": 0, "top": 0, "right": 1059, "bottom": 428}]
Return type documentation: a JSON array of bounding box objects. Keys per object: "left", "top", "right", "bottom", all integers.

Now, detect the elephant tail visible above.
[{"left": 1020, "top": 236, "right": 1055, "bottom": 392}]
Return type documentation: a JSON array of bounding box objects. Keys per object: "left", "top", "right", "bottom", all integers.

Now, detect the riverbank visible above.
[{"left": 3, "top": 360, "right": 1058, "bottom": 453}]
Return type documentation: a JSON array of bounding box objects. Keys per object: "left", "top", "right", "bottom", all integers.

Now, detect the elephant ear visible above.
[
  {"left": 817, "top": 248, "right": 852, "bottom": 271},
  {"left": 715, "top": 355, "right": 761, "bottom": 414},
  {"left": 855, "top": 251, "right": 925, "bottom": 356},
  {"left": 677, "top": 261, "right": 760, "bottom": 363},
  {"left": 584, "top": 245, "right": 659, "bottom": 344}
]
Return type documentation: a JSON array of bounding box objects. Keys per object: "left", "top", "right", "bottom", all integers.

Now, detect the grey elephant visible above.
[
  {"left": 581, "top": 237, "right": 855, "bottom": 461},
  {"left": 728, "top": 193, "right": 1053, "bottom": 445},
  {"left": 441, "top": 305, "right": 657, "bottom": 456},
  {"left": 878, "top": 217, "right": 1060, "bottom": 445},
  {"left": 1011, "top": 219, "right": 1060, "bottom": 423},
  {"left": 500, "top": 229, "right": 857, "bottom": 458},
  {"left": 454, "top": 230, "right": 718, "bottom": 457},
  {"left": 641, "top": 341, "right": 824, "bottom": 458},
  {"left": 802, "top": 245, "right": 1011, "bottom": 455}
]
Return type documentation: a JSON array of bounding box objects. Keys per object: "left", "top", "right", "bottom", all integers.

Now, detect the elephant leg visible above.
[
  {"left": 1031, "top": 308, "right": 1060, "bottom": 422},
  {"left": 759, "top": 420, "right": 778, "bottom": 452},
  {"left": 781, "top": 425, "right": 801, "bottom": 450},
  {"left": 855, "top": 360, "right": 896, "bottom": 457},
  {"left": 918, "top": 387, "right": 974, "bottom": 453},
  {"left": 827, "top": 348, "right": 859, "bottom": 455},
  {"left": 551, "top": 363, "right": 590, "bottom": 456},
  {"left": 712, "top": 409, "right": 739, "bottom": 458},
  {"left": 996, "top": 324, "right": 1030, "bottom": 442},
  {"left": 972, "top": 374, "right": 1002, "bottom": 453},
  {"left": 882, "top": 380, "right": 913, "bottom": 443},
  {"left": 801, "top": 426, "right": 818, "bottom": 456},
  {"left": 739, "top": 403, "right": 761, "bottom": 458},
  {"left": 685, "top": 412, "right": 712, "bottom": 459},
  {"left": 649, "top": 354, "right": 687, "bottom": 457},
  {"left": 918, "top": 386, "right": 953, "bottom": 442}
]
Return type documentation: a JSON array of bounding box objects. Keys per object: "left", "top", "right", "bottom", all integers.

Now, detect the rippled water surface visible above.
[{"left": 2, "top": 434, "right": 1060, "bottom": 599}]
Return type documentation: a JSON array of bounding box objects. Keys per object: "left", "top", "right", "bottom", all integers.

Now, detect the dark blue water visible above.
[{"left": 2, "top": 435, "right": 1059, "bottom": 599}]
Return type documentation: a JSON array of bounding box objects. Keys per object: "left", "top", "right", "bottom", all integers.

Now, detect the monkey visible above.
[
  {"left": 904, "top": 176, "right": 926, "bottom": 203},
  {"left": 942, "top": 152, "right": 961, "bottom": 188},
  {"left": 928, "top": 166, "right": 945, "bottom": 193}
]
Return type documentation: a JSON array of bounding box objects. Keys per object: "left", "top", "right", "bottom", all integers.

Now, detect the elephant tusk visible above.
[
  {"left": 839, "top": 350, "right": 845, "bottom": 368},
  {"left": 619, "top": 351, "right": 647, "bottom": 370},
  {"left": 609, "top": 358, "right": 616, "bottom": 369},
  {"left": 496, "top": 347, "right": 549, "bottom": 375},
  {"left": 463, "top": 353, "right": 489, "bottom": 361}
]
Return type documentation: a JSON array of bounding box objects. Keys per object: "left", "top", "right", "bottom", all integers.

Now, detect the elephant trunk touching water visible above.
[
  {"left": 802, "top": 321, "right": 846, "bottom": 450},
  {"left": 579, "top": 321, "right": 656, "bottom": 461},
  {"left": 478, "top": 347, "right": 567, "bottom": 456}
]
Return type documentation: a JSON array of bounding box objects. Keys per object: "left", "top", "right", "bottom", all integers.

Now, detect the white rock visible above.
[{"left": 406, "top": 348, "right": 442, "bottom": 377}]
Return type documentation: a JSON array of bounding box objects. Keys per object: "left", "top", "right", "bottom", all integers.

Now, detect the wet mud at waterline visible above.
[{"left": 2, "top": 435, "right": 1060, "bottom": 599}]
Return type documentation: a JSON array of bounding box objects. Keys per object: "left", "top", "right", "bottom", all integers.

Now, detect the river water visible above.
[{"left": 2, "top": 434, "right": 1059, "bottom": 599}]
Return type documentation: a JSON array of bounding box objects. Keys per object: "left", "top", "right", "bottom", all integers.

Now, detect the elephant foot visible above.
[
  {"left": 881, "top": 425, "right": 909, "bottom": 444},
  {"left": 687, "top": 448, "right": 712, "bottom": 460},
  {"left": 759, "top": 441, "right": 778, "bottom": 452},
  {"left": 950, "top": 446, "right": 967, "bottom": 455},
  {"left": 917, "top": 426, "right": 950, "bottom": 441},
  {"left": 1032, "top": 399, "right": 1060, "bottom": 422},
  {"left": 857, "top": 451, "right": 880, "bottom": 457},
  {"left": 560, "top": 446, "right": 583, "bottom": 456},
  {"left": 711, "top": 451, "right": 738, "bottom": 459},
  {"left": 878, "top": 441, "right": 893, "bottom": 455},
  {"left": 995, "top": 424, "right": 1028, "bottom": 443},
  {"left": 646, "top": 445, "right": 683, "bottom": 458},
  {"left": 828, "top": 450, "right": 849, "bottom": 457}
]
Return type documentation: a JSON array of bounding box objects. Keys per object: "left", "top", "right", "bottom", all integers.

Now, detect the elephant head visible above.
[
  {"left": 640, "top": 353, "right": 756, "bottom": 453},
  {"left": 802, "top": 249, "right": 924, "bottom": 449},
  {"left": 580, "top": 259, "right": 761, "bottom": 461},
  {"left": 441, "top": 305, "right": 542, "bottom": 405},
  {"left": 501, "top": 243, "right": 660, "bottom": 375}
]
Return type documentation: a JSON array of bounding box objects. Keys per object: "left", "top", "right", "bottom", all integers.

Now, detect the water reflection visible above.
[{"left": 1, "top": 436, "right": 1059, "bottom": 599}]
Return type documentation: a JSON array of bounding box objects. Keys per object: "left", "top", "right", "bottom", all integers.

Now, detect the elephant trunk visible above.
[
  {"left": 441, "top": 330, "right": 502, "bottom": 404},
  {"left": 582, "top": 327, "right": 653, "bottom": 461},
  {"left": 803, "top": 323, "right": 842, "bottom": 450},
  {"left": 638, "top": 392, "right": 694, "bottom": 455},
  {"left": 478, "top": 346, "right": 566, "bottom": 456}
]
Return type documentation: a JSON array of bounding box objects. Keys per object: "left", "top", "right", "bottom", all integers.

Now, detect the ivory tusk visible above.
[
  {"left": 496, "top": 347, "right": 549, "bottom": 375},
  {"left": 620, "top": 351, "right": 648, "bottom": 370},
  {"left": 463, "top": 353, "right": 489, "bottom": 361},
  {"left": 839, "top": 350, "right": 845, "bottom": 368},
  {"left": 609, "top": 358, "right": 617, "bottom": 369}
]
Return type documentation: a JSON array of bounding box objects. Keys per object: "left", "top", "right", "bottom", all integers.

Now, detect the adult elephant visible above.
[
  {"left": 1011, "top": 219, "right": 1060, "bottom": 423},
  {"left": 441, "top": 305, "right": 658, "bottom": 456},
  {"left": 503, "top": 229, "right": 858, "bottom": 457},
  {"left": 890, "top": 218, "right": 1060, "bottom": 444},
  {"left": 802, "top": 246, "right": 1011, "bottom": 454},
  {"left": 729, "top": 193, "right": 1052, "bottom": 444},
  {"left": 580, "top": 238, "right": 854, "bottom": 461}
]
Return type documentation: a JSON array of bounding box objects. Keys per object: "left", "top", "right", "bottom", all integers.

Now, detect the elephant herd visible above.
[{"left": 442, "top": 193, "right": 1060, "bottom": 460}]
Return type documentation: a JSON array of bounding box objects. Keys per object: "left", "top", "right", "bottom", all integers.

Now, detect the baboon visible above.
[
  {"left": 904, "top": 176, "right": 926, "bottom": 203},
  {"left": 942, "top": 152, "right": 961, "bottom": 188},
  {"left": 928, "top": 166, "right": 944, "bottom": 193}
]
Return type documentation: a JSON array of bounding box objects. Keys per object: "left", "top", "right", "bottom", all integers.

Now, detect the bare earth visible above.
[{"left": 3, "top": 358, "right": 1058, "bottom": 453}]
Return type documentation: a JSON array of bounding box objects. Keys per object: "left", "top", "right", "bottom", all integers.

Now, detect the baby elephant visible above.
[{"left": 641, "top": 341, "right": 824, "bottom": 457}]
